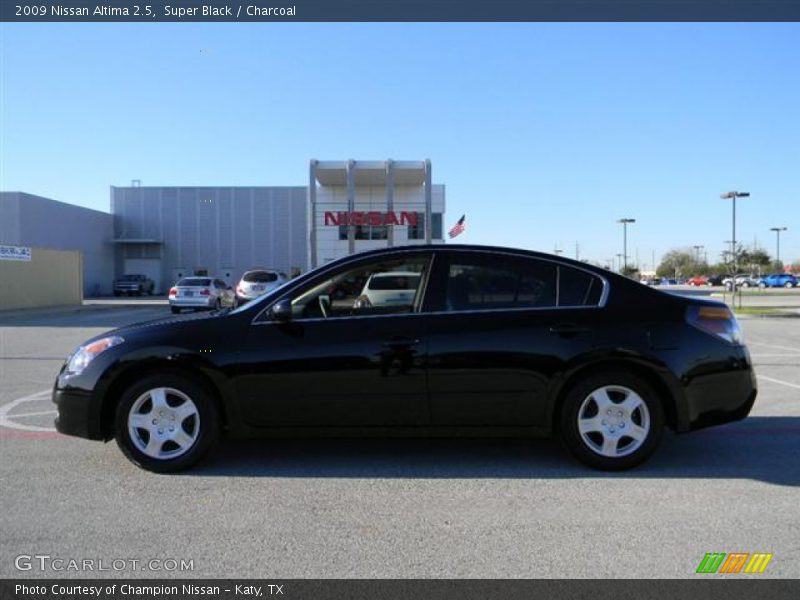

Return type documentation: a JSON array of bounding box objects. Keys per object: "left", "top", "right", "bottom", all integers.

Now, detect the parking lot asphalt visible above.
[{"left": 0, "top": 303, "right": 798, "bottom": 578}]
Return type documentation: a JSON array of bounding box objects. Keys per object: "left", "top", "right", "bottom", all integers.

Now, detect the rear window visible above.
[
  {"left": 368, "top": 274, "right": 421, "bottom": 291},
  {"left": 558, "top": 266, "right": 603, "bottom": 306},
  {"left": 177, "top": 278, "right": 211, "bottom": 287},
  {"left": 243, "top": 271, "right": 278, "bottom": 283}
]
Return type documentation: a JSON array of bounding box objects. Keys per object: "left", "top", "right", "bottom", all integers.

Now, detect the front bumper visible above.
[{"left": 53, "top": 386, "right": 104, "bottom": 440}]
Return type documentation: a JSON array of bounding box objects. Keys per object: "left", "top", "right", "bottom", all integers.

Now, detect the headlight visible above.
[{"left": 65, "top": 336, "right": 124, "bottom": 375}]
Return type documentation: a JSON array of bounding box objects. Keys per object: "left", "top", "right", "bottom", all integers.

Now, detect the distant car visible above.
[
  {"left": 660, "top": 278, "right": 677, "bottom": 286},
  {"left": 705, "top": 275, "right": 725, "bottom": 286},
  {"left": 687, "top": 276, "right": 708, "bottom": 286},
  {"left": 723, "top": 274, "right": 761, "bottom": 288},
  {"left": 235, "top": 270, "right": 288, "bottom": 306},
  {"left": 759, "top": 273, "right": 798, "bottom": 288},
  {"left": 168, "top": 278, "right": 234, "bottom": 313},
  {"left": 353, "top": 271, "right": 421, "bottom": 308},
  {"left": 113, "top": 274, "right": 154, "bottom": 296}
]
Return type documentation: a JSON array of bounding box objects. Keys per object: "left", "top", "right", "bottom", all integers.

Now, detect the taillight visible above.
[
  {"left": 200, "top": 288, "right": 211, "bottom": 296},
  {"left": 686, "top": 304, "right": 743, "bottom": 345},
  {"left": 169, "top": 287, "right": 177, "bottom": 297}
]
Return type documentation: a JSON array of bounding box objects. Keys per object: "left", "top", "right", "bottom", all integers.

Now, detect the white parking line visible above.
[
  {"left": 0, "top": 390, "right": 56, "bottom": 432},
  {"left": 757, "top": 375, "right": 800, "bottom": 391},
  {"left": 11, "top": 410, "right": 57, "bottom": 418},
  {"left": 748, "top": 341, "right": 800, "bottom": 353}
]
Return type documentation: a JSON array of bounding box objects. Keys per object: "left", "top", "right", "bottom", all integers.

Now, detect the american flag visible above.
[{"left": 448, "top": 214, "right": 466, "bottom": 238}]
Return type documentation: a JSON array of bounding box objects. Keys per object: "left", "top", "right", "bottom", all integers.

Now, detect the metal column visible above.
[
  {"left": 424, "top": 159, "right": 432, "bottom": 245},
  {"left": 386, "top": 159, "right": 395, "bottom": 247},
  {"left": 346, "top": 159, "right": 356, "bottom": 255},
  {"left": 309, "top": 160, "right": 318, "bottom": 269}
]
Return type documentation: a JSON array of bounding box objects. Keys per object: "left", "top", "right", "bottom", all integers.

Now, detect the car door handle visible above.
[
  {"left": 549, "top": 324, "right": 589, "bottom": 335},
  {"left": 382, "top": 337, "right": 421, "bottom": 348}
]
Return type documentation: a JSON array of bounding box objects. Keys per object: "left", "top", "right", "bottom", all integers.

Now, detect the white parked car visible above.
[
  {"left": 353, "top": 271, "right": 421, "bottom": 309},
  {"left": 168, "top": 278, "right": 235, "bottom": 313},
  {"left": 235, "top": 269, "right": 289, "bottom": 306}
]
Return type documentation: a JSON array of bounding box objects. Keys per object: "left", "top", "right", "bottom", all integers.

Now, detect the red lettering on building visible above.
[{"left": 323, "top": 211, "right": 419, "bottom": 227}]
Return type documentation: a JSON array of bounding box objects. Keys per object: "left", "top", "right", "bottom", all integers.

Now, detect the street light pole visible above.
[
  {"left": 693, "top": 245, "right": 704, "bottom": 264},
  {"left": 616, "top": 253, "right": 624, "bottom": 273},
  {"left": 720, "top": 191, "right": 750, "bottom": 270},
  {"left": 769, "top": 227, "right": 787, "bottom": 264},
  {"left": 617, "top": 218, "right": 636, "bottom": 272}
]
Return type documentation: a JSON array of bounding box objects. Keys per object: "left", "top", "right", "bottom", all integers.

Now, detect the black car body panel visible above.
[{"left": 54, "top": 245, "right": 756, "bottom": 444}]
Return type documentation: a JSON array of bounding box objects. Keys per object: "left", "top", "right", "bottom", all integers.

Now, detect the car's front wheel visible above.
[
  {"left": 785, "top": 281, "right": 794, "bottom": 288},
  {"left": 114, "top": 374, "right": 220, "bottom": 472},
  {"left": 560, "top": 371, "right": 664, "bottom": 470}
]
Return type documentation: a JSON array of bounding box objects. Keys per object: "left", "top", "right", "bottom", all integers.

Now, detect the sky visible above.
[{"left": 1, "top": 23, "right": 798, "bottom": 269}]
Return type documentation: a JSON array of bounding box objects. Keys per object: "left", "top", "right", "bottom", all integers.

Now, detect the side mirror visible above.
[{"left": 270, "top": 299, "right": 292, "bottom": 322}]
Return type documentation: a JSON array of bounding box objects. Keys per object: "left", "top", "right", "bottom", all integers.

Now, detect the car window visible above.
[
  {"left": 244, "top": 271, "right": 278, "bottom": 283},
  {"left": 445, "top": 256, "right": 557, "bottom": 311},
  {"left": 558, "top": 265, "right": 603, "bottom": 306},
  {"left": 289, "top": 257, "right": 430, "bottom": 320},
  {"left": 177, "top": 278, "right": 211, "bottom": 287}
]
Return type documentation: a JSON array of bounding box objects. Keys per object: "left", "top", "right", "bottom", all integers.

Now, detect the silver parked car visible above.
[
  {"left": 235, "top": 269, "right": 288, "bottom": 306},
  {"left": 168, "top": 277, "right": 235, "bottom": 314}
]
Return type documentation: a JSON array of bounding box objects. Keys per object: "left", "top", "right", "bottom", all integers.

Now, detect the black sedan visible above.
[{"left": 53, "top": 245, "right": 756, "bottom": 472}]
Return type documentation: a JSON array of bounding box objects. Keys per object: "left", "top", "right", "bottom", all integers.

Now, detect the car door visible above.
[
  {"left": 235, "top": 252, "right": 433, "bottom": 427},
  {"left": 423, "top": 251, "right": 605, "bottom": 428}
]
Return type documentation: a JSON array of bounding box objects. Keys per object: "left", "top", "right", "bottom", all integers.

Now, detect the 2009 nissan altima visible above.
[{"left": 53, "top": 245, "right": 757, "bottom": 472}]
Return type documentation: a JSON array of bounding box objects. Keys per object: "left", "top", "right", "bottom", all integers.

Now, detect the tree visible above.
[
  {"left": 620, "top": 265, "right": 640, "bottom": 279},
  {"left": 740, "top": 247, "right": 771, "bottom": 274},
  {"left": 656, "top": 248, "right": 702, "bottom": 278}
]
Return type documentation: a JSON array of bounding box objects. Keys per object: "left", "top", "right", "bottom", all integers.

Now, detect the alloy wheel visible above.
[
  {"left": 127, "top": 387, "right": 200, "bottom": 459},
  {"left": 576, "top": 385, "right": 651, "bottom": 458}
]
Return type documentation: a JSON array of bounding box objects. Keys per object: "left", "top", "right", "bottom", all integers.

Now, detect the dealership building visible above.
[{"left": 1, "top": 159, "right": 446, "bottom": 298}]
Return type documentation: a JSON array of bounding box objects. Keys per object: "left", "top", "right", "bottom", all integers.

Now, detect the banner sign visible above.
[
  {"left": 2, "top": 579, "right": 800, "bottom": 600},
  {"left": 0, "top": 245, "right": 32, "bottom": 262},
  {"left": 3, "top": 1, "right": 800, "bottom": 22}
]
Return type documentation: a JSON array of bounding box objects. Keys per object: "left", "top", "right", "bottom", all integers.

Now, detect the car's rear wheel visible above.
[
  {"left": 114, "top": 374, "right": 220, "bottom": 472},
  {"left": 560, "top": 371, "right": 664, "bottom": 470},
  {"left": 170, "top": 307, "right": 180, "bottom": 314},
  {"left": 785, "top": 282, "right": 794, "bottom": 288}
]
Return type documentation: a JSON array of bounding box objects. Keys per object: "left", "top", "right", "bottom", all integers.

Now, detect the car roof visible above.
[{"left": 337, "top": 244, "right": 613, "bottom": 279}]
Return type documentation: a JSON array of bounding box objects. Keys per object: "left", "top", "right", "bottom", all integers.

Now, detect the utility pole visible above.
[
  {"left": 617, "top": 218, "right": 636, "bottom": 272},
  {"left": 720, "top": 191, "right": 750, "bottom": 271},
  {"left": 770, "top": 227, "right": 787, "bottom": 264}
]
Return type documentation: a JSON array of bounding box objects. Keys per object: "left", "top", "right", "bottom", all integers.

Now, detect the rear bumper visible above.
[
  {"left": 682, "top": 365, "right": 758, "bottom": 431},
  {"left": 169, "top": 297, "right": 215, "bottom": 308},
  {"left": 53, "top": 386, "right": 104, "bottom": 440}
]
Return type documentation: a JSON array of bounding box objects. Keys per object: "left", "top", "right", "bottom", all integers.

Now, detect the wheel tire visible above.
[
  {"left": 114, "top": 374, "right": 221, "bottom": 473},
  {"left": 786, "top": 282, "right": 793, "bottom": 289},
  {"left": 170, "top": 307, "right": 180, "bottom": 314},
  {"left": 741, "top": 282, "right": 750, "bottom": 288},
  {"left": 560, "top": 371, "right": 664, "bottom": 471}
]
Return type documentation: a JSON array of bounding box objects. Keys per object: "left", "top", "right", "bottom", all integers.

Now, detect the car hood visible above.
[{"left": 78, "top": 309, "right": 230, "bottom": 347}]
